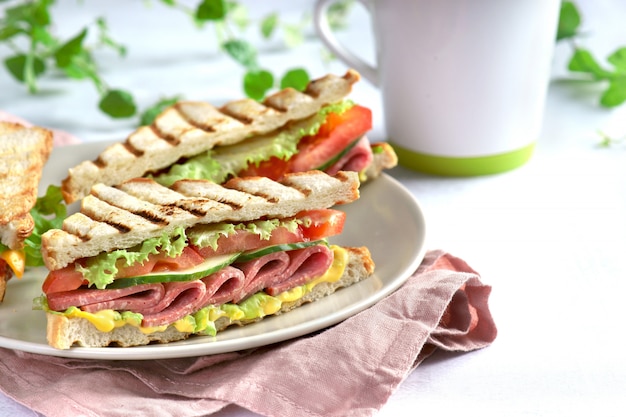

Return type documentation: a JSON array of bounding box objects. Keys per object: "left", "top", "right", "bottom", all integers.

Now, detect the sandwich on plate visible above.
[
  {"left": 60, "top": 69, "right": 397, "bottom": 204},
  {"left": 0, "top": 122, "right": 53, "bottom": 301},
  {"left": 38, "top": 170, "right": 374, "bottom": 349}
]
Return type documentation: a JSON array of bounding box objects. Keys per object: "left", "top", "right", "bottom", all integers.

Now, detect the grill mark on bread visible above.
[
  {"left": 149, "top": 124, "right": 181, "bottom": 146},
  {"left": 93, "top": 157, "right": 106, "bottom": 168},
  {"left": 172, "top": 203, "right": 209, "bottom": 218},
  {"left": 102, "top": 221, "right": 131, "bottom": 233},
  {"left": 211, "top": 199, "right": 243, "bottom": 210},
  {"left": 303, "top": 83, "right": 321, "bottom": 99},
  {"left": 122, "top": 141, "right": 144, "bottom": 157},
  {"left": 218, "top": 105, "right": 255, "bottom": 125},
  {"left": 174, "top": 103, "right": 218, "bottom": 132},
  {"left": 129, "top": 210, "right": 169, "bottom": 225},
  {"left": 261, "top": 100, "right": 288, "bottom": 113}
]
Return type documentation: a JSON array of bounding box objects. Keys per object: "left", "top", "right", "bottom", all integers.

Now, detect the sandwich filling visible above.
[
  {"left": 152, "top": 101, "right": 374, "bottom": 186},
  {"left": 37, "top": 209, "right": 348, "bottom": 335}
]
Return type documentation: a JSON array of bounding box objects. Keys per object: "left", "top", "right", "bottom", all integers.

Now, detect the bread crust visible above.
[{"left": 46, "top": 246, "right": 375, "bottom": 349}]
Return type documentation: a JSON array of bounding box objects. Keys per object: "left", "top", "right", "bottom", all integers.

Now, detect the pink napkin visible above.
[
  {"left": 0, "top": 250, "right": 497, "bottom": 417},
  {"left": 0, "top": 110, "right": 80, "bottom": 146}
]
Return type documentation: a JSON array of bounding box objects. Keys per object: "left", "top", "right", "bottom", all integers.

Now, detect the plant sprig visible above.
[
  {"left": 0, "top": 0, "right": 352, "bottom": 123},
  {"left": 1, "top": 0, "right": 136, "bottom": 117},
  {"left": 557, "top": 1, "right": 626, "bottom": 108},
  {"left": 597, "top": 130, "right": 626, "bottom": 148}
]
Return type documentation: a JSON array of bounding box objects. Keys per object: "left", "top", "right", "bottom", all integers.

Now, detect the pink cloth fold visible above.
[{"left": 0, "top": 250, "right": 497, "bottom": 417}]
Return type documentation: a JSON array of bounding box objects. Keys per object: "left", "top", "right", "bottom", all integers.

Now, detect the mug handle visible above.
[{"left": 313, "top": 0, "right": 379, "bottom": 86}]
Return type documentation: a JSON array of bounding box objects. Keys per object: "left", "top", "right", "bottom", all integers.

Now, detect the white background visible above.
[{"left": 1, "top": 1, "right": 625, "bottom": 416}]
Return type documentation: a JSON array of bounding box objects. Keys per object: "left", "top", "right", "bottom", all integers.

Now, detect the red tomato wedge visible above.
[
  {"left": 297, "top": 209, "right": 346, "bottom": 241},
  {"left": 238, "top": 105, "right": 372, "bottom": 179},
  {"left": 42, "top": 266, "right": 87, "bottom": 294},
  {"left": 238, "top": 156, "right": 289, "bottom": 181},
  {"left": 289, "top": 105, "right": 372, "bottom": 173},
  {"left": 194, "top": 225, "right": 305, "bottom": 258},
  {"left": 42, "top": 209, "right": 346, "bottom": 294}
]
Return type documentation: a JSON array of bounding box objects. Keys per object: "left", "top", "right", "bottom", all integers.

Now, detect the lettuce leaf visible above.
[
  {"left": 76, "top": 226, "right": 187, "bottom": 289},
  {"left": 25, "top": 185, "right": 67, "bottom": 267}
]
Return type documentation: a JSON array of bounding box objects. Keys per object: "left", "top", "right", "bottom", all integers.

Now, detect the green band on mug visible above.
[{"left": 389, "top": 142, "right": 536, "bottom": 176}]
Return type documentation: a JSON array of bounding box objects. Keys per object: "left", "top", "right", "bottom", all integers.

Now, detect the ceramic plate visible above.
[{"left": 0, "top": 142, "right": 427, "bottom": 360}]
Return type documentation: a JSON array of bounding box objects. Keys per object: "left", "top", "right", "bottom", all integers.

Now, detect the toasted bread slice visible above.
[
  {"left": 43, "top": 170, "right": 360, "bottom": 271},
  {"left": 0, "top": 122, "right": 53, "bottom": 245},
  {"left": 364, "top": 142, "right": 398, "bottom": 181},
  {"left": 46, "top": 246, "right": 374, "bottom": 349},
  {"left": 61, "top": 70, "right": 361, "bottom": 204},
  {"left": 0, "top": 122, "right": 53, "bottom": 301}
]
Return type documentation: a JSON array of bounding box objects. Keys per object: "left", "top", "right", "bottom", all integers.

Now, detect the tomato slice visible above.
[
  {"left": 237, "top": 156, "right": 290, "bottom": 180},
  {"left": 42, "top": 266, "right": 88, "bottom": 294},
  {"left": 150, "top": 246, "right": 205, "bottom": 273},
  {"left": 297, "top": 209, "right": 346, "bottom": 241},
  {"left": 237, "top": 105, "right": 372, "bottom": 180},
  {"left": 289, "top": 105, "right": 372, "bottom": 173}
]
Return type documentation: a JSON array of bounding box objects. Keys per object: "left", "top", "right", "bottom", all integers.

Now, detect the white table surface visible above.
[{"left": 1, "top": 1, "right": 625, "bottom": 416}]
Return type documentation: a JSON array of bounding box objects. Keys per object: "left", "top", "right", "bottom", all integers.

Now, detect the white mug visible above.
[{"left": 314, "top": 0, "right": 560, "bottom": 176}]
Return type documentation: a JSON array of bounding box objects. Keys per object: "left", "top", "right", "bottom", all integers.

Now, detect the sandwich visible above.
[
  {"left": 60, "top": 69, "right": 397, "bottom": 204},
  {"left": 38, "top": 170, "right": 375, "bottom": 349},
  {"left": 0, "top": 122, "right": 53, "bottom": 301}
]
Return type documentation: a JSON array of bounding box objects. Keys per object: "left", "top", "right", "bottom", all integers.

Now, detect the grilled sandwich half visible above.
[
  {"left": 40, "top": 170, "right": 375, "bottom": 349},
  {"left": 0, "top": 122, "right": 53, "bottom": 301},
  {"left": 61, "top": 69, "right": 397, "bottom": 204}
]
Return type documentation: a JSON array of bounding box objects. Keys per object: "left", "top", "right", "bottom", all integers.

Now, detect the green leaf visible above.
[
  {"left": 260, "top": 13, "right": 278, "bottom": 39},
  {"left": 5, "top": 1, "right": 51, "bottom": 27},
  {"left": 25, "top": 185, "right": 67, "bottom": 267},
  {"left": 32, "top": 25, "right": 56, "bottom": 47},
  {"left": 4, "top": 54, "right": 46, "bottom": 82},
  {"left": 557, "top": 1, "right": 581, "bottom": 41},
  {"left": 228, "top": 2, "right": 250, "bottom": 31},
  {"left": 0, "top": 25, "right": 23, "bottom": 41},
  {"left": 243, "top": 69, "right": 274, "bottom": 101},
  {"left": 600, "top": 76, "right": 626, "bottom": 107},
  {"left": 99, "top": 89, "right": 137, "bottom": 118},
  {"left": 327, "top": 0, "right": 354, "bottom": 30},
  {"left": 30, "top": 0, "right": 52, "bottom": 27},
  {"left": 196, "top": 0, "right": 226, "bottom": 21},
  {"left": 280, "top": 68, "right": 309, "bottom": 91},
  {"left": 607, "top": 47, "right": 626, "bottom": 72},
  {"left": 282, "top": 23, "right": 303, "bottom": 48},
  {"left": 568, "top": 48, "right": 611, "bottom": 79},
  {"left": 55, "top": 28, "right": 88, "bottom": 68},
  {"left": 223, "top": 39, "right": 257, "bottom": 69},
  {"left": 62, "top": 63, "right": 91, "bottom": 79},
  {"left": 140, "top": 96, "right": 181, "bottom": 126},
  {"left": 96, "top": 17, "right": 127, "bottom": 57}
]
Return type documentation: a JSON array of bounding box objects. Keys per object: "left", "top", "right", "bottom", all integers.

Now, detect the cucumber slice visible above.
[
  {"left": 235, "top": 240, "right": 326, "bottom": 263},
  {"left": 104, "top": 241, "right": 326, "bottom": 289},
  {"left": 106, "top": 253, "right": 241, "bottom": 289}
]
